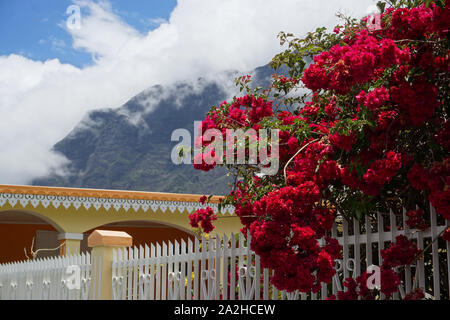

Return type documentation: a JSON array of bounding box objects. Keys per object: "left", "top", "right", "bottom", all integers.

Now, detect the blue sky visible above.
[{"left": 0, "top": 0, "right": 177, "bottom": 67}]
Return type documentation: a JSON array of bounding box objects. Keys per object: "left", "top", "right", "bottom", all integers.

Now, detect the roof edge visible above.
[{"left": 0, "top": 185, "right": 224, "bottom": 203}]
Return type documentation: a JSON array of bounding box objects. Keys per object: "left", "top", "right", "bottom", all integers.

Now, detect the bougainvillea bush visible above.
[{"left": 189, "top": 0, "right": 449, "bottom": 299}]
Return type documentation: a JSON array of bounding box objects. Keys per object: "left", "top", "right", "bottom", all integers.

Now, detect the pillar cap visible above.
[{"left": 88, "top": 230, "right": 132, "bottom": 248}]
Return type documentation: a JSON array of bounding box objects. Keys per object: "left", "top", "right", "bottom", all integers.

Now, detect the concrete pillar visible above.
[
  {"left": 57, "top": 232, "right": 84, "bottom": 255},
  {"left": 88, "top": 230, "right": 132, "bottom": 300}
]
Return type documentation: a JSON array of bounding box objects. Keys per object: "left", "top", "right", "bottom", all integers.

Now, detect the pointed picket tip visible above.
[{"left": 223, "top": 234, "right": 229, "bottom": 247}]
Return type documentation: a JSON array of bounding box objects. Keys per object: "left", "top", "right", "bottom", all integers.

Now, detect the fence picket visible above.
[
  {"left": 187, "top": 239, "right": 193, "bottom": 300},
  {"left": 180, "top": 240, "right": 186, "bottom": 300},
  {"left": 402, "top": 209, "right": 412, "bottom": 295},
  {"left": 353, "top": 219, "right": 361, "bottom": 279},
  {"left": 429, "top": 204, "right": 440, "bottom": 300},
  {"left": 272, "top": 270, "right": 278, "bottom": 300},
  {"left": 120, "top": 248, "right": 127, "bottom": 300},
  {"left": 200, "top": 236, "right": 206, "bottom": 300},
  {"left": 342, "top": 217, "right": 349, "bottom": 280},
  {"left": 222, "top": 234, "right": 229, "bottom": 300},
  {"left": 416, "top": 229, "right": 426, "bottom": 292},
  {"left": 138, "top": 245, "right": 145, "bottom": 300},
  {"left": 193, "top": 237, "right": 199, "bottom": 300},
  {"left": 230, "top": 233, "right": 236, "bottom": 300},
  {"left": 161, "top": 242, "right": 168, "bottom": 300},
  {"left": 390, "top": 210, "right": 399, "bottom": 300},
  {"left": 155, "top": 243, "right": 161, "bottom": 300},
  {"left": 150, "top": 244, "right": 156, "bottom": 300},
  {"left": 263, "top": 268, "right": 269, "bottom": 300},
  {"left": 446, "top": 219, "right": 450, "bottom": 297},
  {"left": 215, "top": 236, "right": 220, "bottom": 300}
]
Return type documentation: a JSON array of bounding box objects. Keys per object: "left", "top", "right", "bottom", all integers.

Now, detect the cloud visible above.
[
  {"left": 0, "top": 0, "right": 376, "bottom": 185},
  {"left": 140, "top": 17, "right": 168, "bottom": 28}
]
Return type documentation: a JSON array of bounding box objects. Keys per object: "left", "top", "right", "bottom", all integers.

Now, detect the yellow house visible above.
[{"left": 0, "top": 184, "right": 240, "bottom": 263}]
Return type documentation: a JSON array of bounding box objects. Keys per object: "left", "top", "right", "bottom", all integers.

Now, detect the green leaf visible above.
[{"left": 377, "top": 1, "right": 386, "bottom": 13}]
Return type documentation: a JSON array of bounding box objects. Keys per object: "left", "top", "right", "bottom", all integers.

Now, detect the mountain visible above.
[{"left": 32, "top": 64, "right": 285, "bottom": 195}]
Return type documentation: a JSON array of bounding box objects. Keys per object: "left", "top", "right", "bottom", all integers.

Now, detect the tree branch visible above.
[{"left": 283, "top": 138, "right": 319, "bottom": 183}]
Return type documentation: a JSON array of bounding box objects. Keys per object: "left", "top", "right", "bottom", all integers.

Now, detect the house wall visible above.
[
  {"left": 0, "top": 203, "right": 241, "bottom": 235},
  {"left": 0, "top": 223, "right": 57, "bottom": 263}
]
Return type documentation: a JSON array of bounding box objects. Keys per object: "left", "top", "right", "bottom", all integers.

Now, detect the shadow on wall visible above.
[{"left": 0, "top": 224, "right": 58, "bottom": 263}]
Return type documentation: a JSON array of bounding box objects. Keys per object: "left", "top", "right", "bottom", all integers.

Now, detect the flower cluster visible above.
[
  {"left": 390, "top": 78, "right": 440, "bottom": 126},
  {"left": 302, "top": 30, "right": 410, "bottom": 94},
  {"left": 405, "top": 208, "right": 428, "bottom": 231},
  {"left": 188, "top": 207, "right": 217, "bottom": 234},
  {"left": 356, "top": 87, "right": 390, "bottom": 111},
  {"left": 328, "top": 272, "right": 375, "bottom": 300},
  {"left": 329, "top": 132, "right": 357, "bottom": 152},
  {"left": 245, "top": 143, "right": 342, "bottom": 292},
  {"left": 381, "top": 235, "right": 422, "bottom": 269},
  {"left": 442, "top": 228, "right": 450, "bottom": 242},
  {"left": 381, "top": 3, "right": 449, "bottom": 40},
  {"left": 403, "top": 288, "right": 425, "bottom": 300},
  {"left": 361, "top": 151, "right": 402, "bottom": 196}
]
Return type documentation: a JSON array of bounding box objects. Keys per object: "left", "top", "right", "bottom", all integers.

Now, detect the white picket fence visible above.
[
  {"left": 0, "top": 204, "right": 448, "bottom": 300},
  {"left": 111, "top": 204, "right": 449, "bottom": 300},
  {"left": 0, "top": 252, "right": 95, "bottom": 300},
  {"left": 330, "top": 204, "right": 449, "bottom": 300}
]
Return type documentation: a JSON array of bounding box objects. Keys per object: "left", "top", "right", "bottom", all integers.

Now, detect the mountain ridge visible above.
[{"left": 32, "top": 63, "right": 286, "bottom": 195}]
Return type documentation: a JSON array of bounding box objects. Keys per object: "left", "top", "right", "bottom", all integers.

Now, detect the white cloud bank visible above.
[{"left": 0, "top": 0, "right": 376, "bottom": 184}]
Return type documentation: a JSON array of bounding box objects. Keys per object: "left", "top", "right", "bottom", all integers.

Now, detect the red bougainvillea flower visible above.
[
  {"left": 403, "top": 288, "right": 425, "bottom": 300},
  {"left": 442, "top": 228, "right": 450, "bottom": 242},
  {"left": 199, "top": 195, "right": 208, "bottom": 205},
  {"left": 188, "top": 207, "right": 217, "bottom": 234},
  {"left": 329, "top": 131, "right": 357, "bottom": 152},
  {"left": 380, "top": 267, "right": 401, "bottom": 297},
  {"left": 405, "top": 208, "right": 428, "bottom": 231},
  {"left": 381, "top": 235, "right": 422, "bottom": 268}
]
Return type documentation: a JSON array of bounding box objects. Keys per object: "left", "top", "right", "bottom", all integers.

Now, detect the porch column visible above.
[
  {"left": 88, "top": 230, "right": 132, "bottom": 300},
  {"left": 57, "top": 232, "right": 84, "bottom": 255}
]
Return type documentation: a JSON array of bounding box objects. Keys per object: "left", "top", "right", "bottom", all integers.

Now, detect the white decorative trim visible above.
[
  {"left": 58, "top": 232, "right": 84, "bottom": 241},
  {"left": 0, "top": 193, "right": 235, "bottom": 215}
]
